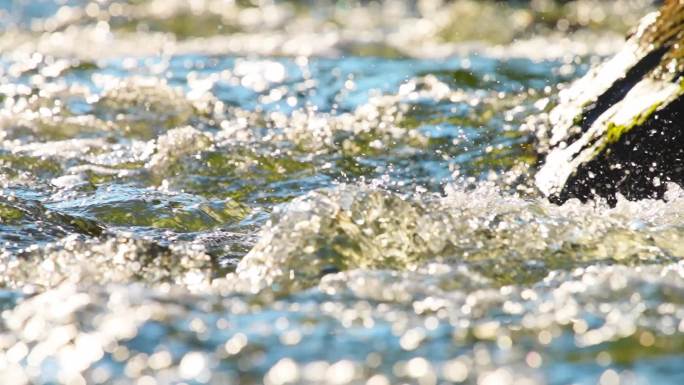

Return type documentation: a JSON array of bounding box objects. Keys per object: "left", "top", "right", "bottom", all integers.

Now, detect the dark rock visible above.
[{"left": 535, "top": 1, "right": 684, "bottom": 205}]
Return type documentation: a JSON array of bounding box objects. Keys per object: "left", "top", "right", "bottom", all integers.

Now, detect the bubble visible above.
[
  {"left": 264, "top": 358, "right": 299, "bottom": 385},
  {"left": 179, "top": 352, "right": 207, "bottom": 380}
]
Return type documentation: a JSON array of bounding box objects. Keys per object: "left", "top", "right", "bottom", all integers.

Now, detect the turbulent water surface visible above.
[{"left": 2, "top": 1, "right": 684, "bottom": 384}]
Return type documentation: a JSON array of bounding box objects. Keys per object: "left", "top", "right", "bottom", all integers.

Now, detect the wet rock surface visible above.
[{"left": 535, "top": 1, "right": 684, "bottom": 204}]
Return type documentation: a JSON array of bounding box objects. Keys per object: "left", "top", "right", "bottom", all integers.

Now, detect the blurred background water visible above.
[{"left": 2, "top": 1, "right": 684, "bottom": 385}]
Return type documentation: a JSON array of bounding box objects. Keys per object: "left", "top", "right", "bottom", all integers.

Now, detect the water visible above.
[{"left": 2, "top": 1, "right": 684, "bottom": 384}]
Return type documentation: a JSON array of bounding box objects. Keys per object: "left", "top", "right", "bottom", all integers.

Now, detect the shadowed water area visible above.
[{"left": 2, "top": 1, "right": 684, "bottom": 384}]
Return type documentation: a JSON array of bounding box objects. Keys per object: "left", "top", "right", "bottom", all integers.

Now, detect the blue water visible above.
[{"left": 2, "top": 1, "right": 683, "bottom": 385}]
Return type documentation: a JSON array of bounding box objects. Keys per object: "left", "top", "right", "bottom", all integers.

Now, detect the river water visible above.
[{"left": 1, "top": 1, "right": 683, "bottom": 384}]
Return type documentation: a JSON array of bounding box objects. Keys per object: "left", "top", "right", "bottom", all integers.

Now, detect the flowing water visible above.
[{"left": 2, "top": 1, "right": 684, "bottom": 384}]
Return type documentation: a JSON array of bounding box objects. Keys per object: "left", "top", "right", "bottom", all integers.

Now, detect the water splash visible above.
[{"left": 1, "top": 1, "right": 681, "bottom": 385}]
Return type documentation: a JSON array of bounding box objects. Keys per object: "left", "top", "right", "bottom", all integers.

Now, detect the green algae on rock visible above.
[{"left": 535, "top": 1, "right": 684, "bottom": 204}]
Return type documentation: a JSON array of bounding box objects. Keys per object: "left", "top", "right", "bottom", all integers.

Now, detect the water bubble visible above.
[{"left": 179, "top": 351, "right": 207, "bottom": 380}]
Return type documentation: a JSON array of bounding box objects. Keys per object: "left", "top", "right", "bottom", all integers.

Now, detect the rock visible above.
[{"left": 535, "top": 2, "right": 684, "bottom": 205}]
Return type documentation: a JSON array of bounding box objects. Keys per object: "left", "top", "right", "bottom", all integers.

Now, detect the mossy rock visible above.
[{"left": 535, "top": 2, "right": 684, "bottom": 205}]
